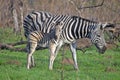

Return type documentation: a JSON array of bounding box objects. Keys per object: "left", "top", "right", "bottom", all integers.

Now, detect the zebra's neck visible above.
[{"left": 70, "top": 16, "right": 97, "bottom": 39}]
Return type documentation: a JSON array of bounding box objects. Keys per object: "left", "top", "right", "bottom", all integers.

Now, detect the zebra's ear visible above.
[
  {"left": 59, "top": 21, "right": 64, "bottom": 28},
  {"left": 101, "top": 23, "right": 115, "bottom": 30},
  {"left": 55, "top": 21, "right": 63, "bottom": 26},
  {"left": 51, "top": 21, "right": 56, "bottom": 25},
  {"left": 60, "top": 21, "right": 64, "bottom": 25},
  {"left": 55, "top": 21, "right": 64, "bottom": 29},
  {"left": 97, "top": 23, "right": 104, "bottom": 30},
  {"left": 99, "top": 23, "right": 107, "bottom": 30}
]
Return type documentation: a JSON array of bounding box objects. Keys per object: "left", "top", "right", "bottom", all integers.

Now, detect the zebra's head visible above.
[
  {"left": 48, "top": 21, "right": 63, "bottom": 44},
  {"left": 54, "top": 21, "right": 64, "bottom": 42},
  {"left": 90, "top": 23, "right": 112, "bottom": 54}
]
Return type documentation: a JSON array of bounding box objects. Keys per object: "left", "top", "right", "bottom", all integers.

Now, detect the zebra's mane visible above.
[{"left": 71, "top": 16, "right": 97, "bottom": 24}]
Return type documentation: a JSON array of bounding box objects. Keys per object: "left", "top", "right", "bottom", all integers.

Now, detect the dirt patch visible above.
[
  {"left": 5, "top": 60, "right": 21, "bottom": 66},
  {"left": 76, "top": 38, "right": 92, "bottom": 49},
  {"left": 106, "top": 43, "right": 118, "bottom": 49},
  {"left": 61, "top": 58, "right": 74, "bottom": 65},
  {"left": 104, "top": 66, "right": 117, "bottom": 72},
  {"left": 104, "top": 55, "right": 112, "bottom": 59}
]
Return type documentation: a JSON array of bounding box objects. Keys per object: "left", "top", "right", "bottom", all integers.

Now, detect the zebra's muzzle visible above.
[{"left": 98, "top": 46, "right": 107, "bottom": 54}]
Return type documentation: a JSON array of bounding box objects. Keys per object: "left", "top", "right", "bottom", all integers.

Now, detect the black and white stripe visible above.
[
  {"left": 24, "top": 12, "right": 97, "bottom": 43},
  {"left": 24, "top": 11, "right": 53, "bottom": 38},
  {"left": 26, "top": 21, "right": 63, "bottom": 69},
  {"left": 23, "top": 11, "right": 113, "bottom": 70}
]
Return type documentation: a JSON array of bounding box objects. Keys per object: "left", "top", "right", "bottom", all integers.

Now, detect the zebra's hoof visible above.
[
  {"left": 74, "top": 67, "right": 79, "bottom": 70},
  {"left": 27, "top": 65, "right": 32, "bottom": 69},
  {"left": 27, "top": 67, "right": 30, "bottom": 69},
  {"left": 49, "top": 67, "right": 53, "bottom": 70}
]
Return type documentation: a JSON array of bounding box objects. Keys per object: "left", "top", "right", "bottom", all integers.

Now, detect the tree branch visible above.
[
  {"left": 0, "top": 41, "right": 47, "bottom": 52},
  {"left": 68, "top": 0, "right": 105, "bottom": 14},
  {"left": 8, "top": 41, "right": 27, "bottom": 46},
  {"left": 103, "top": 4, "right": 120, "bottom": 15},
  {"left": 0, "top": 43, "right": 26, "bottom": 52},
  {"left": 78, "top": 0, "right": 104, "bottom": 10},
  {"left": 67, "top": 0, "right": 81, "bottom": 14}
]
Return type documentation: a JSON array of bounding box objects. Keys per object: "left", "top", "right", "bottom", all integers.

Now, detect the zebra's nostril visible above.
[
  {"left": 103, "top": 46, "right": 107, "bottom": 50},
  {"left": 99, "top": 46, "right": 107, "bottom": 54}
]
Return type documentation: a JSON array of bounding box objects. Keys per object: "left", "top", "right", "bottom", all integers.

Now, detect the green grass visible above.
[
  {"left": 0, "top": 27, "right": 23, "bottom": 43},
  {"left": 0, "top": 27, "right": 120, "bottom": 80}
]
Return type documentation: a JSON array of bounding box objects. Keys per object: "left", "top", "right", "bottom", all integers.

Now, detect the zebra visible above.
[
  {"left": 23, "top": 11, "right": 53, "bottom": 38},
  {"left": 26, "top": 21, "right": 63, "bottom": 69},
  {"left": 23, "top": 11, "right": 114, "bottom": 70}
]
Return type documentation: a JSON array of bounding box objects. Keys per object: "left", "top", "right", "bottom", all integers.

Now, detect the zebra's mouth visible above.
[
  {"left": 98, "top": 46, "right": 107, "bottom": 54},
  {"left": 95, "top": 44, "right": 107, "bottom": 54}
]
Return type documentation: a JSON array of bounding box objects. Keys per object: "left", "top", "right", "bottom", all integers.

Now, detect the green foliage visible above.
[
  {"left": 0, "top": 48, "right": 120, "bottom": 80},
  {"left": 0, "top": 27, "right": 25, "bottom": 43},
  {"left": 0, "top": 27, "right": 120, "bottom": 80}
]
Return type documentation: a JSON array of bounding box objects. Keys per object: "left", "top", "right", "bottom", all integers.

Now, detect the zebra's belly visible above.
[
  {"left": 37, "top": 42, "right": 49, "bottom": 48},
  {"left": 62, "top": 38, "right": 76, "bottom": 44}
]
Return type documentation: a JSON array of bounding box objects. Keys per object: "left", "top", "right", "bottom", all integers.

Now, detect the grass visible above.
[{"left": 0, "top": 27, "right": 120, "bottom": 80}]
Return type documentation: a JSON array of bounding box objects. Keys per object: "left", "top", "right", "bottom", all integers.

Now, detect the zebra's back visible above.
[
  {"left": 28, "top": 31, "right": 54, "bottom": 48},
  {"left": 23, "top": 11, "right": 53, "bottom": 38}
]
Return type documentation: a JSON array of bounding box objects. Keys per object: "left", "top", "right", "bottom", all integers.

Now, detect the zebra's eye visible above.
[{"left": 97, "top": 34, "right": 101, "bottom": 37}]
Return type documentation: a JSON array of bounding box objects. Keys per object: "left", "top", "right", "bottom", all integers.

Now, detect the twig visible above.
[
  {"left": 67, "top": 0, "right": 81, "bottom": 14},
  {"left": 5, "top": 68, "right": 11, "bottom": 80},
  {"left": 8, "top": 41, "right": 27, "bottom": 46},
  {"left": 0, "top": 41, "right": 47, "bottom": 52},
  {"left": 78, "top": 0, "right": 104, "bottom": 9},
  {"left": 103, "top": 4, "right": 120, "bottom": 15},
  {"left": 61, "top": 45, "right": 65, "bottom": 80}
]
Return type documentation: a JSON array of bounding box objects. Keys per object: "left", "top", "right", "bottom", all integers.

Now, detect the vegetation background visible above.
[
  {"left": 0, "top": 0, "right": 120, "bottom": 29},
  {"left": 0, "top": 0, "right": 120, "bottom": 80}
]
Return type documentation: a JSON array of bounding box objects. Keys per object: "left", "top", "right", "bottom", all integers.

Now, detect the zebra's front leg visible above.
[
  {"left": 49, "top": 43, "right": 57, "bottom": 70},
  {"left": 27, "top": 42, "right": 37, "bottom": 69},
  {"left": 49, "top": 41, "right": 63, "bottom": 70},
  {"left": 70, "top": 42, "right": 79, "bottom": 70}
]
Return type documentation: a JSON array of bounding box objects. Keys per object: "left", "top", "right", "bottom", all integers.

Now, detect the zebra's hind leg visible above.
[
  {"left": 31, "top": 55, "right": 35, "bottom": 67},
  {"left": 27, "top": 42, "right": 37, "bottom": 69},
  {"left": 27, "top": 53, "right": 32, "bottom": 69},
  {"left": 70, "top": 42, "right": 79, "bottom": 70}
]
